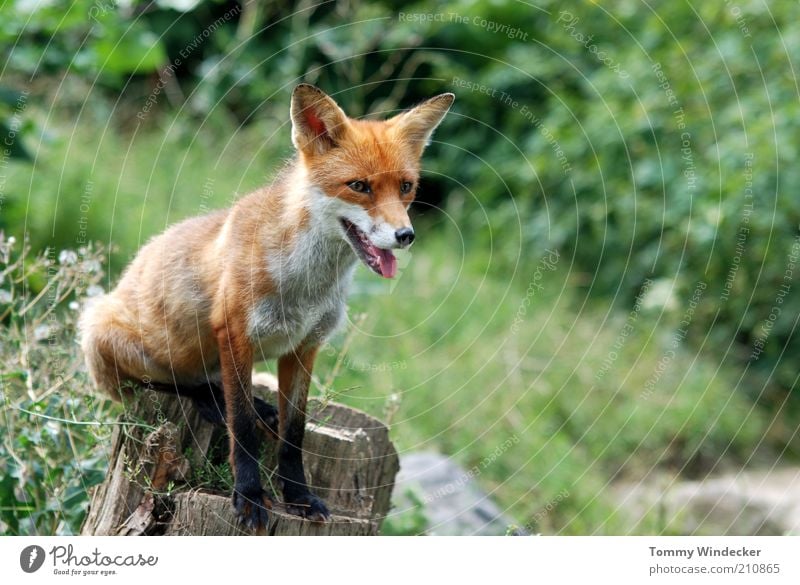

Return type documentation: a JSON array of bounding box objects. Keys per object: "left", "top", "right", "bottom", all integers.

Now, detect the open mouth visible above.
[{"left": 340, "top": 218, "right": 397, "bottom": 279}]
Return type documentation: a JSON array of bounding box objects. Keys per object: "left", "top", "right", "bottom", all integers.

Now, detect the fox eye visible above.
[
  {"left": 347, "top": 180, "right": 370, "bottom": 194},
  {"left": 400, "top": 181, "right": 414, "bottom": 194}
]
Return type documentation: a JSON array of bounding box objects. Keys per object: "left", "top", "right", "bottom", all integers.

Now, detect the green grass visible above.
[
  {"left": 3, "top": 107, "right": 291, "bottom": 272},
  {"left": 2, "top": 113, "right": 772, "bottom": 535},
  {"left": 312, "top": 226, "right": 768, "bottom": 534}
]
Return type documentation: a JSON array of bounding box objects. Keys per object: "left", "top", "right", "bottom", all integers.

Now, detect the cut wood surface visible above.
[{"left": 81, "top": 373, "right": 399, "bottom": 536}]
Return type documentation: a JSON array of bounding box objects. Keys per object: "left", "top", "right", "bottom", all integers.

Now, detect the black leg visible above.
[
  {"left": 215, "top": 326, "right": 273, "bottom": 531},
  {"left": 277, "top": 347, "right": 330, "bottom": 522},
  {"left": 145, "top": 374, "right": 281, "bottom": 530},
  {"left": 278, "top": 414, "right": 330, "bottom": 520},
  {"left": 229, "top": 404, "right": 272, "bottom": 530},
  {"left": 184, "top": 383, "right": 278, "bottom": 438},
  {"left": 189, "top": 384, "right": 226, "bottom": 425}
]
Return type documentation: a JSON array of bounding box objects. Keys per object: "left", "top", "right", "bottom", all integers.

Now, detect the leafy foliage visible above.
[
  {"left": 0, "top": 0, "right": 797, "bottom": 535},
  {"left": 2, "top": 1, "right": 797, "bottom": 401},
  {"left": 0, "top": 235, "right": 114, "bottom": 534}
]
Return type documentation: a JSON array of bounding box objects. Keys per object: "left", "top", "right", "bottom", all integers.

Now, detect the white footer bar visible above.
[{"left": 2, "top": 536, "right": 798, "bottom": 584}]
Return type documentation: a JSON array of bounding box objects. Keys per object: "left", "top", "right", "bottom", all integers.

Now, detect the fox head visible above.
[{"left": 290, "top": 84, "right": 454, "bottom": 278}]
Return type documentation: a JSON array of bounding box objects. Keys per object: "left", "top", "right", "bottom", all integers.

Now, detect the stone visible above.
[
  {"left": 613, "top": 467, "right": 800, "bottom": 535},
  {"left": 392, "top": 451, "right": 525, "bottom": 535}
]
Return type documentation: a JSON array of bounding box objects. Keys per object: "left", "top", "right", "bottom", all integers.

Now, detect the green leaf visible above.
[{"left": 90, "top": 26, "right": 167, "bottom": 76}]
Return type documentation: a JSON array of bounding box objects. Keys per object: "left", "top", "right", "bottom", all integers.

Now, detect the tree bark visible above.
[{"left": 81, "top": 373, "right": 399, "bottom": 536}]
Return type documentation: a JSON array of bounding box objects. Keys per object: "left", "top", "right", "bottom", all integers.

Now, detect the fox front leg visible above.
[
  {"left": 216, "top": 322, "right": 273, "bottom": 530},
  {"left": 277, "top": 344, "right": 330, "bottom": 521}
]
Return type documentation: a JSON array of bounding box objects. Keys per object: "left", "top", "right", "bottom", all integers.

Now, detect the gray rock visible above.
[
  {"left": 614, "top": 467, "right": 800, "bottom": 535},
  {"left": 391, "top": 451, "right": 525, "bottom": 535}
]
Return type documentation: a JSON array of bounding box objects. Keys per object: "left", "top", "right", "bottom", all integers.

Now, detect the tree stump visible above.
[{"left": 81, "top": 373, "right": 399, "bottom": 536}]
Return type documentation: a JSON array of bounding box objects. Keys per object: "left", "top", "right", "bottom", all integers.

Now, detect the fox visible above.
[{"left": 79, "top": 84, "right": 454, "bottom": 530}]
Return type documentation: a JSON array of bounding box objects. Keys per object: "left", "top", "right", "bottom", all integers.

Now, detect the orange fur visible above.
[
  {"left": 79, "top": 84, "right": 454, "bottom": 528},
  {"left": 80, "top": 90, "right": 453, "bottom": 395}
]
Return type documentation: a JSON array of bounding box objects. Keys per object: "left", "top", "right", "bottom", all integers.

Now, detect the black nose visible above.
[{"left": 395, "top": 227, "right": 415, "bottom": 247}]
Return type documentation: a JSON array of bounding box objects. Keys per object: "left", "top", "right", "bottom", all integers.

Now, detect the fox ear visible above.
[
  {"left": 392, "top": 93, "right": 455, "bottom": 155},
  {"left": 290, "top": 84, "right": 349, "bottom": 155}
]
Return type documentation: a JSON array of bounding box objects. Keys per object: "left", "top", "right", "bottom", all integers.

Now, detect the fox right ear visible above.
[
  {"left": 391, "top": 93, "right": 455, "bottom": 157},
  {"left": 290, "top": 84, "right": 349, "bottom": 156}
]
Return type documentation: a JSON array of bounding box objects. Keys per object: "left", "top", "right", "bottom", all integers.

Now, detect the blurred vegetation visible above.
[
  {"left": 0, "top": 236, "right": 113, "bottom": 534},
  {"left": 1, "top": 0, "right": 798, "bottom": 534},
  {"left": 314, "top": 228, "right": 771, "bottom": 534}
]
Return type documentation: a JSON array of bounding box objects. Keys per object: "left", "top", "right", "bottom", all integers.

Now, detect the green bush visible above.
[
  {"left": 3, "top": 0, "right": 797, "bottom": 405},
  {"left": 381, "top": 1, "right": 800, "bottom": 407},
  {"left": 1, "top": 0, "right": 797, "bottom": 534}
]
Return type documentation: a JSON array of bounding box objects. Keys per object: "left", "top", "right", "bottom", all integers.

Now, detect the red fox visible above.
[{"left": 79, "top": 84, "right": 454, "bottom": 529}]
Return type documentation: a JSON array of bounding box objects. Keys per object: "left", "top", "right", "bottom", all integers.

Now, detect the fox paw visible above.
[
  {"left": 285, "top": 492, "right": 330, "bottom": 522},
  {"left": 232, "top": 487, "right": 273, "bottom": 531}
]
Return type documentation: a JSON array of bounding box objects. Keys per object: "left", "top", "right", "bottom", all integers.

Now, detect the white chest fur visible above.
[{"left": 246, "top": 202, "right": 356, "bottom": 360}]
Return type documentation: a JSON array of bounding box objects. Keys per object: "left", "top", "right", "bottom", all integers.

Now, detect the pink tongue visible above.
[{"left": 378, "top": 249, "right": 397, "bottom": 278}]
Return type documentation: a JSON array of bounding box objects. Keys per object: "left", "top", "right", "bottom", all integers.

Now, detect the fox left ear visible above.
[
  {"left": 392, "top": 93, "right": 455, "bottom": 156},
  {"left": 291, "top": 84, "right": 350, "bottom": 156}
]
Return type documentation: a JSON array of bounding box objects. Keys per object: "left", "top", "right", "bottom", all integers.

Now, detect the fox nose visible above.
[{"left": 395, "top": 227, "right": 415, "bottom": 247}]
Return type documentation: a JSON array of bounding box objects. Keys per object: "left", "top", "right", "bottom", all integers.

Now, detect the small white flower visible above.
[
  {"left": 59, "top": 250, "right": 78, "bottom": 265},
  {"left": 69, "top": 301, "right": 80, "bottom": 311},
  {"left": 7, "top": 236, "right": 16, "bottom": 245},
  {"left": 87, "top": 285, "right": 104, "bottom": 297},
  {"left": 0, "top": 289, "right": 12, "bottom": 304},
  {"left": 641, "top": 279, "right": 678, "bottom": 312},
  {"left": 81, "top": 259, "right": 101, "bottom": 274},
  {"left": 34, "top": 324, "right": 51, "bottom": 341}
]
